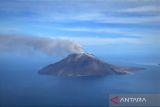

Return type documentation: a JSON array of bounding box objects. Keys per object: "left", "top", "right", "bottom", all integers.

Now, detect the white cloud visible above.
[
  {"left": 55, "top": 27, "right": 159, "bottom": 38},
  {"left": 1, "top": 0, "right": 160, "bottom": 24},
  {"left": 121, "top": 5, "right": 160, "bottom": 13},
  {"left": 57, "top": 35, "right": 160, "bottom": 47},
  {"left": 58, "top": 36, "right": 141, "bottom": 46}
]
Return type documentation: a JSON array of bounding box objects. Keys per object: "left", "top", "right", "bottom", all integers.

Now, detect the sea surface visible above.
[{"left": 0, "top": 54, "right": 159, "bottom": 107}]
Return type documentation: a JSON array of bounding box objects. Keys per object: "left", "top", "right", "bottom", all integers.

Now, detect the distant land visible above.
[{"left": 39, "top": 53, "right": 144, "bottom": 76}]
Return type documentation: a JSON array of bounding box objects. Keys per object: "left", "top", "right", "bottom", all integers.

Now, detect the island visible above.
[{"left": 38, "top": 53, "right": 144, "bottom": 76}]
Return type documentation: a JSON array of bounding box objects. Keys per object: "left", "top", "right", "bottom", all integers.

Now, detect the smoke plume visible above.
[{"left": 0, "top": 34, "right": 84, "bottom": 55}]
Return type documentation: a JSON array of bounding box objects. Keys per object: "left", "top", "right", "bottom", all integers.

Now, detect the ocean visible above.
[{"left": 0, "top": 54, "right": 159, "bottom": 107}]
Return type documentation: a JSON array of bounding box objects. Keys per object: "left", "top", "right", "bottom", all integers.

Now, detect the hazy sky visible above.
[{"left": 0, "top": 0, "right": 160, "bottom": 56}]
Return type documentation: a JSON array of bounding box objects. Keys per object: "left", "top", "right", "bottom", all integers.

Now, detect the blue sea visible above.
[{"left": 0, "top": 53, "right": 159, "bottom": 107}]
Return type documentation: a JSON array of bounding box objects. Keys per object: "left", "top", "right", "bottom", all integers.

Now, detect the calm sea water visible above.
[{"left": 0, "top": 54, "right": 159, "bottom": 107}]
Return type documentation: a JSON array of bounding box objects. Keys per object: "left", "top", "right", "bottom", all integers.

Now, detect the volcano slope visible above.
[{"left": 39, "top": 53, "right": 143, "bottom": 76}]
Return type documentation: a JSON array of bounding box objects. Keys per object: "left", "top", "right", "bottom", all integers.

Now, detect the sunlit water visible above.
[{"left": 0, "top": 54, "right": 159, "bottom": 107}]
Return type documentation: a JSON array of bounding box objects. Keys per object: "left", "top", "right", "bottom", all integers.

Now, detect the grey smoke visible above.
[{"left": 0, "top": 34, "right": 84, "bottom": 55}]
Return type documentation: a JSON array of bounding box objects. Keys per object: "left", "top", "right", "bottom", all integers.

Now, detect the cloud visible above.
[
  {"left": 55, "top": 27, "right": 160, "bottom": 38},
  {"left": 120, "top": 5, "right": 160, "bottom": 13},
  {"left": 0, "top": 0, "right": 159, "bottom": 47},
  {"left": 59, "top": 35, "right": 160, "bottom": 47},
  {"left": 56, "top": 27, "right": 141, "bottom": 38},
  {"left": 0, "top": 0, "right": 160, "bottom": 24},
  {"left": 0, "top": 34, "right": 84, "bottom": 55},
  {"left": 58, "top": 36, "right": 141, "bottom": 46}
]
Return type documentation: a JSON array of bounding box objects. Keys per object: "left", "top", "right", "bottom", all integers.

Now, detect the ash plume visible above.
[{"left": 0, "top": 34, "right": 84, "bottom": 55}]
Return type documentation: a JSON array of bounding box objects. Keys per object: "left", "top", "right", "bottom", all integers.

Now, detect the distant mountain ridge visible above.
[{"left": 39, "top": 53, "right": 143, "bottom": 76}]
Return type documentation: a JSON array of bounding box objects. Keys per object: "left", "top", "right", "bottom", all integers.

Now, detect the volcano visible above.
[{"left": 39, "top": 53, "right": 143, "bottom": 76}]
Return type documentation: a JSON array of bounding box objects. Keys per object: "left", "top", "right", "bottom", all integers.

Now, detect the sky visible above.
[{"left": 0, "top": 0, "right": 160, "bottom": 57}]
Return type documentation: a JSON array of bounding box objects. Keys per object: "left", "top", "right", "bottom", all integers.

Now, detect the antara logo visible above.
[
  {"left": 120, "top": 97, "right": 147, "bottom": 103},
  {"left": 111, "top": 96, "right": 119, "bottom": 104},
  {"left": 111, "top": 96, "right": 147, "bottom": 105}
]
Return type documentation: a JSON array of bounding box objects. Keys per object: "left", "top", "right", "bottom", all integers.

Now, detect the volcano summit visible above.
[{"left": 39, "top": 53, "right": 143, "bottom": 76}]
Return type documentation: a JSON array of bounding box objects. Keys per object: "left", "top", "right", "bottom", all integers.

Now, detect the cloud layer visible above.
[{"left": 0, "top": 0, "right": 159, "bottom": 53}]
